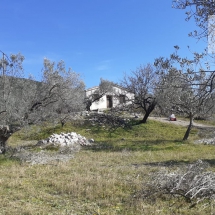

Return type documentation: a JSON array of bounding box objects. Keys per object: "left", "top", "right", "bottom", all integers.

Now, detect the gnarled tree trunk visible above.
[
  {"left": 140, "top": 98, "right": 157, "bottom": 124},
  {"left": 0, "top": 125, "right": 11, "bottom": 154},
  {"left": 183, "top": 112, "right": 193, "bottom": 141}
]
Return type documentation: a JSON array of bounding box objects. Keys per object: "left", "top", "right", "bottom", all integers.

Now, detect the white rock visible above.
[{"left": 37, "top": 132, "right": 92, "bottom": 148}]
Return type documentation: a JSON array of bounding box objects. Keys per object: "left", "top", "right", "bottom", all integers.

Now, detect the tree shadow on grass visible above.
[
  {"left": 137, "top": 160, "right": 192, "bottom": 168},
  {"left": 132, "top": 159, "right": 215, "bottom": 168},
  {"left": 84, "top": 139, "right": 184, "bottom": 152}
]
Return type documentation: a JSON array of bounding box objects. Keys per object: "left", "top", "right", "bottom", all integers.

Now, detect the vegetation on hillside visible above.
[
  {"left": 1, "top": 119, "right": 215, "bottom": 214},
  {"left": 1, "top": 2, "right": 215, "bottom": 214}
]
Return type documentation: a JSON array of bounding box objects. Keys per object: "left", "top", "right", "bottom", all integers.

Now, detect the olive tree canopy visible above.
[
  {"left": 172, "top": 0, "right": 215, "bottom": 41},
  {"left": 28, "top": 58, "right": 85, "bottom": 125},
  {"left": 0, "top": 53, "right": 85, "bottom": 152},
  {"left": 121, "top": 63, "right": 159, "bottom": 123},
  {"left": 155, "top": 48, "right": 215, "bottom": 140}
]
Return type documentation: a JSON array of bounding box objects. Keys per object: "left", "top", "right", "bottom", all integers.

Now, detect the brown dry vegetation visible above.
[{"left": 0, "top": 119, "right": 215, "bottom": 214}]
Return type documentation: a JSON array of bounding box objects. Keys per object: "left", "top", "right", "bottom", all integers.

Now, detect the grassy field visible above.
[{"left": 1, "top": 119, "right": 215, "bottom": 214}]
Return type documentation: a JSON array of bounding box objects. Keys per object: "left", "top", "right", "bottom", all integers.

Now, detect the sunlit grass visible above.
[{"left": 2, "top": 119, "right": 215, "bottom": 214}]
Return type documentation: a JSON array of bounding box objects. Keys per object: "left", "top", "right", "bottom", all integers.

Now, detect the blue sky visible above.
[{"left": 0, "top": 0, "right": 207, "bottom": 88}]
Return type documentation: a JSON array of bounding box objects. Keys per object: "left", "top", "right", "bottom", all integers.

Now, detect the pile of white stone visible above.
[
  {"left": 12, "top": 132, "right": 93, "bottom": 165},
  {"left": 37, "top": 132, "right": 92, "bottom": 147}
]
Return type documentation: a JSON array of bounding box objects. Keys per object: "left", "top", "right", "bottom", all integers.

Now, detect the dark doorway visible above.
[
  {"left": 106, "top": 95, "right": 113, "bottom": 108},
  {"left": 119, "top": 95, "right": 126, "bottom": 104}
]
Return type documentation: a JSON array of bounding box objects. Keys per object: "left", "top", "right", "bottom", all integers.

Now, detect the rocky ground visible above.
[
  {"left": 9, "top": 132, "right": 93, "bottom": 165},
  {"left": 7, "top": 116, "right": 215, "bottom": 165}
]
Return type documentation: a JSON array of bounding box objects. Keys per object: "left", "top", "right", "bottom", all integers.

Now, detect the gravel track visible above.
[{"left": 149, "top": 117, "right": 215, "bottom": 128}]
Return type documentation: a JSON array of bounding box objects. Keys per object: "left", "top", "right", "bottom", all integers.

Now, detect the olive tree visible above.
[
  {"left": 155, "top": 48, "right": 215, "bottom": 140},
  {"left": 0, "top": 52, "right": 26, "bottom": 152},
  {"left": 28, "top": 58, "right": 85, "bottom": 127},
  {"left": 0, "top": 53, "right": 85, "bottom": 153},
  {"left": 0, "top": 52, "right": 25, "bottom": 122},
  {"left": 121, "top": 63, "right": 159, "bottom": 123}
]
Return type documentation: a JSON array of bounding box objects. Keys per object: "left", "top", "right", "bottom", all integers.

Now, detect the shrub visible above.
[{"left": 142, "top": 160, "right": 215, "bottom": 208}]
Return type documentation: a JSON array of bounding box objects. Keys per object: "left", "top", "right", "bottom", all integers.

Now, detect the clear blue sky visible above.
[{"left": 0, "top": 0, "right": 207, "bottom": 88}]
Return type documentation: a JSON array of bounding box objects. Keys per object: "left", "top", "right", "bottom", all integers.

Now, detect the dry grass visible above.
[{"left": 1, "top": 119, "right": 215, "bottom": 214}]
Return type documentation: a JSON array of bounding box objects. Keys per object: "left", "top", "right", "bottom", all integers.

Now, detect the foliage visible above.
[
  {"left": 172, "top": 0, "right": 215, "bottom": 40},
  {"left": 0, "top": 52, "right": 85, "bottom": 152},
  {"left": 155, "top": 48, "right": 215, "bottom": 140},
  {"left": 0, "top": 52, "right": 25, "bottom": 125},
  {"left": 28, "top": 58, "right": 85, "bottom": 125},
  {"left": 121, "top": 63, "right": 159, "bottom": 123}
]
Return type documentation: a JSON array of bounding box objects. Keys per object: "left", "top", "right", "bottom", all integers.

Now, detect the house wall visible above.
[
  {"left": 112, "top": 86, "right": 134, "bottom": 107},
  {"left": 86, "top": 86, "right": 134, "bottom": 111},
  {"left": 91, "top": 94, "right": 107, "bottom": 110}
]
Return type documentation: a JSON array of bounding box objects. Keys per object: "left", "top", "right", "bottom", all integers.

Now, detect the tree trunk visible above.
[
  {"left": 0, "top": 125, "right": 11, "bottom": 154},
  {"left": 0, "top": 136, "right": 9, "bottom": 154},
  {"left": 183, "top": 113, "right": 193, "bottom": 141},
  {"left": 140, "top": 104, "right": 156, "bottom": 123},
  {"left": 139, "top": 100, "right": 157, "bottom": 124},
  {"left": 61, "top": 120, "right": 65, "bottom": 127},
  {"left": 140, "top": 111, "right": 151, "bottom": 123},
  {"left": 86, "top": 100, "right": 92, "bottom": 111}
]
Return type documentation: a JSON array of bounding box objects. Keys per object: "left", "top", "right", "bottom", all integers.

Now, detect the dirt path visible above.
[{"left": 149, "top": 117, "right": 215, "bottom": 128}]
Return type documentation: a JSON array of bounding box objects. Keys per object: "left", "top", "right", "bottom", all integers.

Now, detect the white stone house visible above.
[{"left": 85, "top": 85, "right": 134, "bottom": 111}]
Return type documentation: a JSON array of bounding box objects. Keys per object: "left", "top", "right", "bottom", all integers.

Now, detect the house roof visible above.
[
  {"left": 85, "top": 84, "right": 133, "bottom": 93},
  {"left": 85, "top": 86, "right": 99, "bottom": 92}
]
